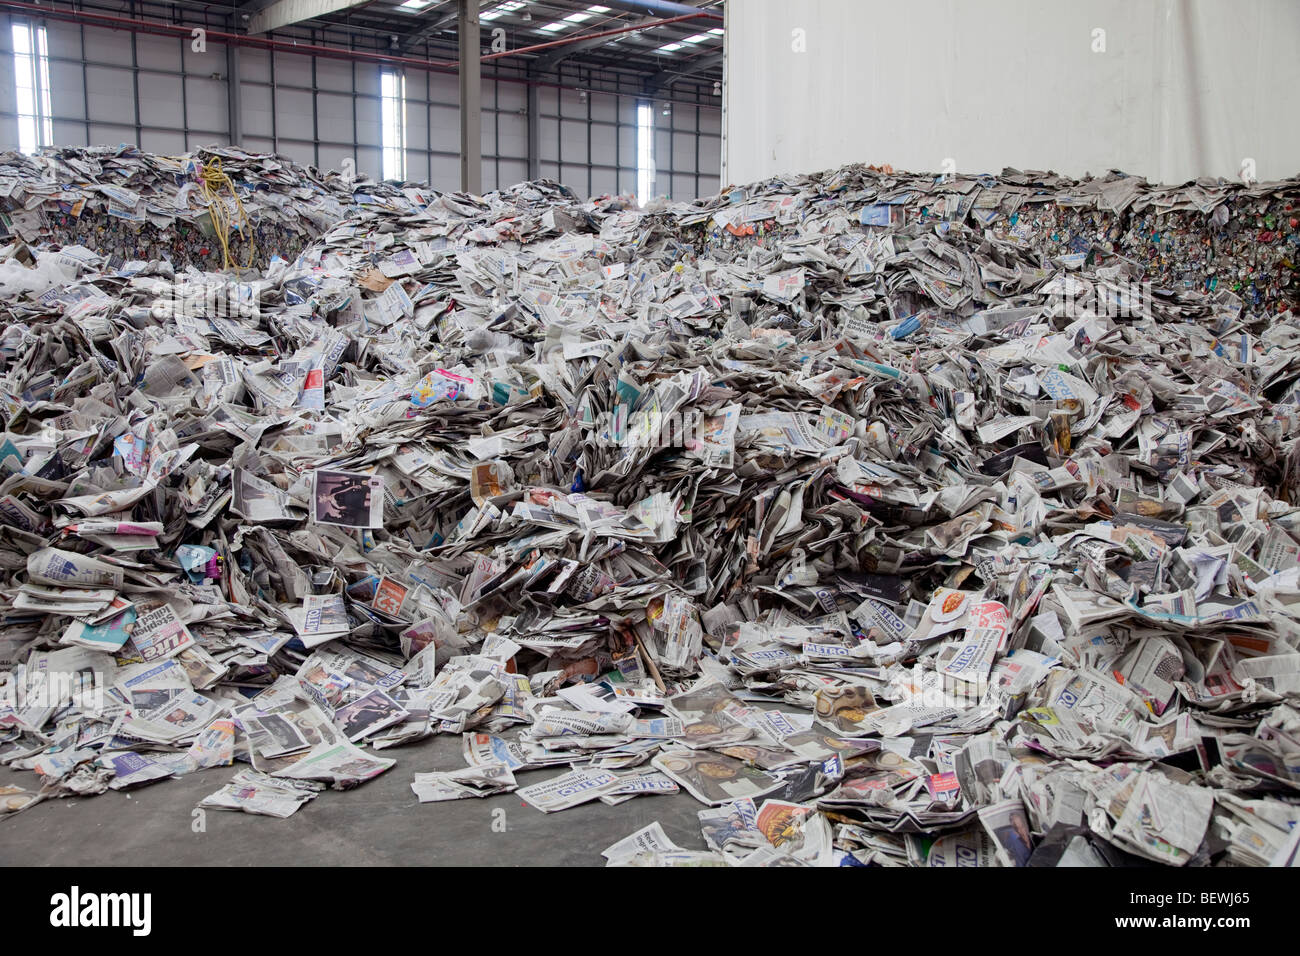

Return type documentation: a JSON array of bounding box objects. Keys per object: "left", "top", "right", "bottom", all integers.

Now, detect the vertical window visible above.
[
  {"left": 11, "top": 21, "right": 52, "bottom": 155},
  {"left": 636, "top": 101, "right": 654, "bottom": 206},
  {"left": 380, "top": 69, "right": 406, "bottom": 181}
]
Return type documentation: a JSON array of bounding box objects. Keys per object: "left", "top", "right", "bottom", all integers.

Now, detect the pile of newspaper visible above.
[
  {"left": 0, "top": 145, "right": 361, "bottom": 271},
  {"left": 1, "top": 151, "right": 1299, "bottom": 865},
  {"left": 683, "top": 165, "right": 1299, "bottom": 316}
]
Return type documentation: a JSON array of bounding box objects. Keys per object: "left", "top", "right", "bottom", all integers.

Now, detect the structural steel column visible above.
[
  {"left": 526, "top": 67, "right": 540, "bottom": 181},
  {"left": 226, "top": 42, "right": 243, "bottom": 147},
  {"left": 457, "top": 0, "right": 481, "bottom": 194}
]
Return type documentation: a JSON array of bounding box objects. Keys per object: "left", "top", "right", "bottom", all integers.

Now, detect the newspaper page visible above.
[
  {"left": 311, "top": 469, "right": 385, "bottom": 528},
  {"left": 125, "top": 603, "right": 196, "bottom": 663}
]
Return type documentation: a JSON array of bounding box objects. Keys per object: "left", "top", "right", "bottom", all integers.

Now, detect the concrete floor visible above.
[{"left": 0, "top": 734, "right": 710, "bottom": 866}]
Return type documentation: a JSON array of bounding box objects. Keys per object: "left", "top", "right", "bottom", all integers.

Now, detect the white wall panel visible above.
[
  {"left": 241, "top": 83, "right": 274, "bottom": 138},
  {"left": 558, "top": 119, "right": 586, "bottom": 164},
  {"left": 590, "top": 124, "right": 615, "bottom": 168},
  {"left": 591, "top": 167, "right": 616, "bottom": 198},
  {"left": 86, "top": 28, "right": 131, "bottom": 62},
  {"left": 357, "top": 65, "right": 380, "bottom": 97},
  {"left": 317, "top": 142, "right": 354, "bottom": 171},
  {"left": 273, "top": 52, "right": 314, "bottom": 88},
  {"left": 430, "top": 152, "right": 457, "bottom": 189},
  {"left": 139, "top": 72, "right": 184, "bottom": 129},
  {"left": 184, "top": 76, "right": 226, "bottom": 137},
  {"left": 276, "top": 88, "right": 317, "bottom": 142},
  {"left": 671, "top": 173, "right": 695, "bottom": 200},
  {"left": 495, "top": 158, "right": 527, "bottom": 191},
  {"left": 671, "top": 133, "right": 696, "bottom": 176},
  {"left": 589, "top": 94, "right": 615, "bottom": 125},
  {"left": 84, "top": 65, "right": 135, "bottom": 130},
  {"left": 491, "top": 79, "right": 519, "bottom": 112},
  {"left": 726, "top": 0, "right": 1300, "bottom": 185},
  {"left": 87, "top": 123, "right": 134, "bottom": 144},
  {"left": 428, "top": 102, "right": 457, "bottom": 145},
  {"left": 40, "top": 18, "right": 73, "bottom": 58},
  {"left": 140, "top": 129, "right": 184, "bottom": 154},
  {"left": 430, "top": 73, "right": 457, "bottom": 105},
  {"left": 135, "top": 33, "right": 180, "bottom": 72},
  {"left": 48, "top": 59, "right": 86, "bottom": 128},
  {"left": 314, "top": 91, "right": 351, "bottom": 134},
  {"left": 496, "top": 115, "right": 526, "bottom": 161},
  {"left": 241, "top": 49, "right": 271, "bottom": 84},
  {"left": 356, "top": 145, "right": 380, "bottom": 180},
  {"left": 277, "top": 140, "right": 316, "bottom": 169}
]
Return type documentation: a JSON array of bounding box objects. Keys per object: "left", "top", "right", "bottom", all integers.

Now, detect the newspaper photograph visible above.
[
  {"left": 812, "top": 684, "right": 881, "bottom": 736},
  {"left": 977, "top": 799, "right": 1036, "bottom": 867},
  {"left": 273, "top": 741, "right": 396, "bottom": 786},
  {"left": 698, "top": 797, "right": 765, "bottom": 855},
  {"left": 332, "top": 689, "right": 409, "bottom": 742},
  {"left": 311, "top": 469, "right": 385, "bottom": 528},
  {"left": 651, "top": 749, "right": 785, "bottom": 806},
  {"left": 240, "top": 711, "right": 313, "bottom": 759}
]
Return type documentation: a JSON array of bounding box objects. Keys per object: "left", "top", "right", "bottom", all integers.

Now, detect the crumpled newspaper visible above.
[{"left": 1, "top": 147, "right": 1299, "bottom": 865}]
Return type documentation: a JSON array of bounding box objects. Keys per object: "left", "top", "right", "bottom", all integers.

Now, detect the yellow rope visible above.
[{"left": 196, "top": 158, "right": 254, "bottom": 271}]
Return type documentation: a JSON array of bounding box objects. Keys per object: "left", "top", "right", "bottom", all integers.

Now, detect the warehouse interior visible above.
[
  {"left": 0, "top": 0, "right": 1299, "bottom": 878},
  {"left": 0, "top": 0, "right": 723, "bottom": 198}
]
